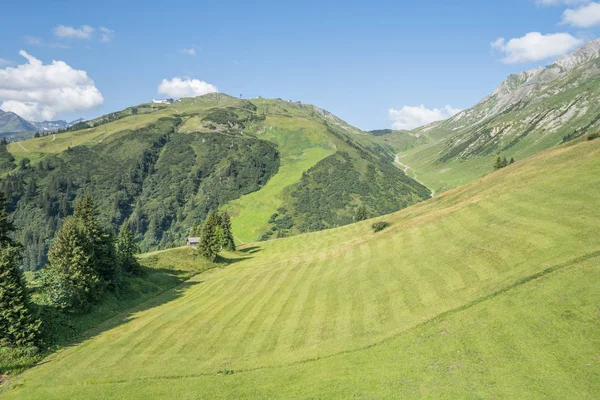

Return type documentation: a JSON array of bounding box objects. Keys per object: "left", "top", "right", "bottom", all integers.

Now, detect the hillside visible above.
[
  {"left": 1, "top": 94, "right": 429, "bottom": 269},
  {"left": 4, "top": 135, "right": 599, "bottom": 399},
  {"left": 391, "top": 38, "right": 600, "bottom": 192}
]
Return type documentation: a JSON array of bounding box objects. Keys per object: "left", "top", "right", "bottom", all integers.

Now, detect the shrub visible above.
[
  {"left": 371, "top": 221, "right": 390, "bottom": 233},
  {"left": 587, "top": 132, "right": 600, "bottom": 141}
]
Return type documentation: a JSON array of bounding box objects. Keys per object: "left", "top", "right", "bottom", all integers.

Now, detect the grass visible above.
[
  {"left": 0, "top": 247, "right": 215, "bottom": 377},
  {"left": 224, "top": 146, "right": 333, "bottom": 243},
  {"left": 2, "top": 138, "right": 599, "bottom": 398},
  {"left": 224, "top": 116, "right": 335, "bottom": 242}
]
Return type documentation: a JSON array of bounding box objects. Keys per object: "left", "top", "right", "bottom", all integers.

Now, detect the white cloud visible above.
[
  {"left": 53, "top": 25, "right": 95, "bottom": 39},
  {"left": 158, "top": 77, "right": 217, "bottom": 98},
  {"left": 0, "top": 59, "right": 9, "bottom": 67},
  {"left": 491, "top": 32, "right": 583, "bottom": 63},
  {"left": 388, "top": 105, "right": 462, "bottom": 130},
  {"left": 25, "top": 36, "right": 70, "bottom": 49},
  {"left": 0, "top": 51, "right": 103, "bottom": 121},
  {"left": 177, "top": 48, "right": 196, "bottom": 56},
  {"left": 99, "top": 27, "right": 115, "bottom": 43},
  {"left": 536, "top": 0, "right": 590, "bottom": 5},
  {"left": 561, "top": 2, "right": 600, "bottom": 27}
]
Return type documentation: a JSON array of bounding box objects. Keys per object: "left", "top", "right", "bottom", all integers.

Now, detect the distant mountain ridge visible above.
[
  {"left": 0, "top": 108, "right": 84, "bottom": 136},
  {"left": 0, "top": 109, "right": 38, "bottom": 135},
  {"left": 390, "top": 37, "right": 600, "bottom": 192}
]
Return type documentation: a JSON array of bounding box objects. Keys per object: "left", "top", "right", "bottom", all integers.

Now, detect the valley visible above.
[{"left": 3, "top": 132, "right": 599, "bottom": 399}]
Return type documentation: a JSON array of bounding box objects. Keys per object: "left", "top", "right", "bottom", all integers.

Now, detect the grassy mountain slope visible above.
[
  {"left": 5, "top": 136, "right": 599, "bottom": 398},
  {"left": 391, "top": 38, "right": 600, "bottom": 193},
  {"left": 1, "top": 94, "right": 429, "bottom": 268}
]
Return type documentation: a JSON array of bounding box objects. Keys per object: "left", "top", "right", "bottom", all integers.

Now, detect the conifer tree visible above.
[
  {"left": 44, "top": 217, "right": 101, "bottom": 311},
  {"left": 493, "top": 156, "right": 504, "bottom": 170},
  {"left": 0, "top": 193, "right": 40, "bottom": 347},
  {"left": 509, "top": 157, "right": 515, "bottom": 165},
  {"left": 219, "top": 211, "right": 236, "bottom": 251},
  {"left": 502, "top": 156, "right": 508, "bottom": 168},
  {"left": 73, "top": 193, "right": 119, "bottom": 290},
  {"left": 199, "top": 211, "right": 220, "bottom": 261},
  {"left": 116, "top": 225, "right": 140, "bottom": 275},
  {"left": 355, "top": 205, "right": 368, "bottom": 222}
]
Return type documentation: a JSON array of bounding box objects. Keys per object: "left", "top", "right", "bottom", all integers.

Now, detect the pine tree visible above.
[
  {"left": 355, "top": 205, "right": 368, "bottom": 222},
  {"left": 73, "top": 193, "right": 119, "bottom": 290},
  {"left": 493, "top": 156, "right": 504, "bottom": 170},
  {"left": 44, "top": 217, "right": 101, "bottom": 311},
  {"left": 0, "top": 192, "right": 40, "bottom": 347},
  {"left": 219, "top": 211, "right": 236, "bottom": 251},
  {"left": 509, "top": 157, "right": 515, "bottom": 165},
  {"left": 0, "top": 192, "right": 16, "bottom": 246},
  {"left": 116, "top": 225, "right": 140, "bottom": 275},
  {"left": 0, "top": 245, "right": 41, "bottom": 347},
  {"left": 199, "top": 211, "right": 220, "bottom": 261},
  {"left": 502, "top": 156, "right": 508, "bottom": 168}
]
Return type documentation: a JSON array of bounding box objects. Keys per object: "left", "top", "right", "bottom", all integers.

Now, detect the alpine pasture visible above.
[{"left": 3, "top": 136, "right": 600, "bottom": 399}]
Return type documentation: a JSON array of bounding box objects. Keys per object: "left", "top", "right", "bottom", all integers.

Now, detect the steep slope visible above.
[
  {"left": 0, "top": 109, "right": 37, "bottom": 136},
  {"left": 2, "top": 94, "right": 429, "bottom": 268},
  {"left": 395, "top": 38, "right": 600, "bottom": 192},
  {"left": 4, "top": 134, "right": 600, "bottom": 399}
]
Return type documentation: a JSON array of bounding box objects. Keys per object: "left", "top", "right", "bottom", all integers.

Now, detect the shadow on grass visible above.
[
  {"left": 238, "top": 245, "right": 263, "bottom": 254},
  {"left": 18, "top": 259, "right": 218, "bottom": 377}
]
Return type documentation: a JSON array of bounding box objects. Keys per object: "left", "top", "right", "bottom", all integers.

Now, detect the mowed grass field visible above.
[{"left": 3, "top": 138, "right": 600, "bottom": 398}]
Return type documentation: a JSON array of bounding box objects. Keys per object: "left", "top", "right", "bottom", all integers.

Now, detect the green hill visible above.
[
  {"left": 1, "top": 94, "right": 429, "bottom": 269},
  {"left": 387, "top": 38, "right": 600, "bottom": 193},
  {"left": 4, "top": 135, "right": 599, "bottom": 399}
]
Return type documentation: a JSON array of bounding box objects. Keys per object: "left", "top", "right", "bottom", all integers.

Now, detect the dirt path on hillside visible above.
[
  {"left": 16, "top": 142, "right": 29, "bottom": 152},
  {"left": 394, "top": 154, "right": 435, "bottom": 197}
]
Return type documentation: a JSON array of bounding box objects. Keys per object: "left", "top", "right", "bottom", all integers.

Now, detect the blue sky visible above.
[{"left": 0, "top": 0, "right": 599, "bottom": 130}]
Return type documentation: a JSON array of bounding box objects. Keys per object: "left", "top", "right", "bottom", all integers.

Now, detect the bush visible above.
[
  {"left": 588, "top": 132, "right": 600, "bottom": 141},
  {"left": 371, "top": 221, "right": 390, "bottom": 233}
]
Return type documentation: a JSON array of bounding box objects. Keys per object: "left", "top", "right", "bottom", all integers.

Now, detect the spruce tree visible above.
[
  {"left": 509, "top": 157, "right": 515, "bottom": 165},
  {"left": 199, "top": 211, "right": 220, "bottom": 261},
  {"left": 219, "top": 211, "right": 236, "bottom": 251},
  {"left": 73, "top": 193, "right": 119, "bottom": 290},
  {"left": 502, "top": 156, "right": 508, "bottom": 168},
  {"left": 0, "top": 245, "right": 41, "bottom": 347},
  {"left": 0, "top": 192, "right": 40, "bottom": 347},
  {"left": 493, "top": 156, "right": 504, "bottom": 170},
  {"left": 355, "top": 205, "right": 368, "bottom": 222},
  {"left": 44, "top": 217, "right": 101, "bottom": 311},
  {"left": 116, "top": 225, "right": 140, "bottom": 275}
]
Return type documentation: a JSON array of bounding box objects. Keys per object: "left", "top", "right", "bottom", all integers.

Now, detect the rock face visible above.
[{"left": 426, "top": 38, "right": 600, "bottom": 162}]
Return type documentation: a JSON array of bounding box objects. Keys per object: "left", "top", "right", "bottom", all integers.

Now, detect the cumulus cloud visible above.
[
  {"left": 99, "top": 27, "right": 115, "bottom": 43},
  {"left": 53, "top": 25, "right": 95, "bottom": 39},
  {"left": 158, "top": 77, "right": 217, "bottom": 98},
  {"left": 561, "top": 2, "right": 600, "bottom": 27},
  {"left": 177, "top": 48, "right": 196, "bottom": 56},
  {"left": 388, "top": 105, "right": 462, "bottom": 130},
  {"left": 491, "top": 32, "right": 583, "bottom": 63},
  {"left": 0, "top": 51, "right": 103, "bottom": 121}
]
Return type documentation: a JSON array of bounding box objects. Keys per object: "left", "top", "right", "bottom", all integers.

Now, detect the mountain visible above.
[
  {"left": 390, "top": 38, "right": 600, "bottom": 192},
  {"left": 7, "top": 130, "right": 600, "bottom": 399},
  {"left": 2, "top": 93, "right": 430, "bottom": 269},
  {"left": 31, "top": 119, "right": 84, "bottom": 132},
  {"left": 0, "top": 109, "right": 38, "bottom": 135}
]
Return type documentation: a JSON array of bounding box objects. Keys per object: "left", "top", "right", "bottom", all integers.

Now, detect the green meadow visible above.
[{"left": 3, "top": 137, "right": 600, "bottom": 398}]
